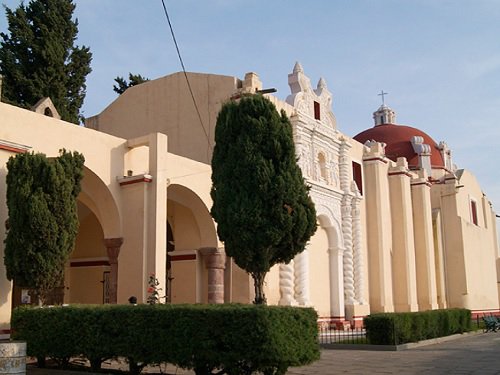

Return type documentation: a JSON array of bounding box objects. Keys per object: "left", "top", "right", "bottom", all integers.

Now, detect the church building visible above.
[{"left": 0, "top": 63, "right": 498, "bottom": 333}]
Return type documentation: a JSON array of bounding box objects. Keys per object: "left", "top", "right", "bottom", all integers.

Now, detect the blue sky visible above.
[{"left": 1, "top": 0, "right": 500, "bottom": 217}]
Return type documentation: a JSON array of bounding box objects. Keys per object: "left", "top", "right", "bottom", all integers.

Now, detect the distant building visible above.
[{"left": 0, "top": 63, "right": 498, "bottom": 334}]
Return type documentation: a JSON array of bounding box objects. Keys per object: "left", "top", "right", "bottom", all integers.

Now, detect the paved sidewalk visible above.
[
  {"left": 289, "top": 332, "right": 500, "bottom": 374},
  {"left": 27, "top": 332, "right": 500, "bottom": 374}
]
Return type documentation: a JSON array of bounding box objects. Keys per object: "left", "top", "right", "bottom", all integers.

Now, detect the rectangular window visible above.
[
  {"left": 470, "top": 199, "right": 478, "bottom": 226},
  {"left": 352, "top": 161, "right": 363, "bottom": 195},
  {"left": 314, "top": 101, "right": 321, "bottom": 120}
]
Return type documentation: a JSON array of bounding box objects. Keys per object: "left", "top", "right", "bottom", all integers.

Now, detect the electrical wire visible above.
[{"left": 160, "top": 0, "right": 212, "bottom": 156}]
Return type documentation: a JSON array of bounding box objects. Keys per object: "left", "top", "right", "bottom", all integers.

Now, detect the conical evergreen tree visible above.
[
  {"left": 211, "top": 95, "right": 317, "bottom": 304},
  {"left": 0, "top": 0, "right": 92, "bottom": 124},
  {"left": 4, "top": 150, "right": 84, "bottom": 304}
]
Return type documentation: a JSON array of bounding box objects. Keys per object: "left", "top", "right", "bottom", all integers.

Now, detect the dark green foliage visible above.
[
  {"left": 4, "top": 150, "right": 84, "bottom": 303},
  {"left": 113, "top": 73, "right": 149, "bottom": 95},
  {"left": 12, "top": 304, "right": 320, "bottom": 374},
  {"left": 364, "top": 309, "right": 472, "bottom": 345},
  {"left": 0, "top": 0, "right": 92, "bottom": 124},
  {"left": 211, "top": 95, "right": 317, "bottom": 304}
]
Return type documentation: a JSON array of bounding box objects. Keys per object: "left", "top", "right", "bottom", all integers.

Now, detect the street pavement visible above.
[{"left": 27, "top": 331, "right": 500, "bottom": 374}]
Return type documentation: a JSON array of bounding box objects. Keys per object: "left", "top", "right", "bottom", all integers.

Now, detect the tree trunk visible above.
[{"left": 252, "top": 272, "right": 267, "bottom": 305}]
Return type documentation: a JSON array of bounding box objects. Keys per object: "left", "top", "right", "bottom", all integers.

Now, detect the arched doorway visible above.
[
  {"left": 166, "top": 184, "right": 218, "bottom": 304},
  {"left": 67, "top": 167, "right": 121, "bottom": 304},
  {"left": 308, "top": 203, "right": 345, "bottom": 326},
  {"left": 10, "top": 166, "right": 122, "bottom": 307},
  {"left": 66, "top": 201, "right": 108, "bottom": 304}
]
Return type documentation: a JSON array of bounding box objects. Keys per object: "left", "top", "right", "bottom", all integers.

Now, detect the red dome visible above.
[{"left": 353, "top": 124, "right": 445, "bottom": 169}]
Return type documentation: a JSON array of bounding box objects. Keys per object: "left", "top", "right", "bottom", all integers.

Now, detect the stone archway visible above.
[
  {"left": 67, "top": 167, "right": 122, "bottom": 304},
  {"left": 316, "top": 213, "right": 345, "bottom": 325},
  {"left": 166, "top": 184, "right": 218, "bottom": 304}
]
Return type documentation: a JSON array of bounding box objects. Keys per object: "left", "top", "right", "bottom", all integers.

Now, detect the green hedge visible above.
[
  {"left": 12, "top": 304, "right": 320, "bottom": 374},
  {"left": 364, "top": 308, "right": 471, "bottom": 345}
]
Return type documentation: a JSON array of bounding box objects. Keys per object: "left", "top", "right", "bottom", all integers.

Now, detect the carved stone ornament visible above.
[{"left": 285, "top": 62, "right": 337, "bottom": 129}]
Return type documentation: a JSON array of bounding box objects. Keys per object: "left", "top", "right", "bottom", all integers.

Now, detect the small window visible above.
[
  {"left": 352, "top": 161, "right": 363, "bottom": 195},
  {"left": 470, "top": 199, "right": 478, "bottom": 226},
  {"left": 314, "top": 101, "right": 321, "bottom": 120},
  {"left": 44, "top": 107, "right": 53, "bottom": 117}
]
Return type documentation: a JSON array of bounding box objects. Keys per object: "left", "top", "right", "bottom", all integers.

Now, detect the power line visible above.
[{"left": 160, "top": 0, "right": 212, "bottom": 155}]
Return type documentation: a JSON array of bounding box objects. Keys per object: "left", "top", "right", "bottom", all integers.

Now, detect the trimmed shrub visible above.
[
  {"left": 364, "top": 308, "right": 471, "bottom": 345},
  {"left": 12, "top": 304, "right": 320, "bottom": 374}
]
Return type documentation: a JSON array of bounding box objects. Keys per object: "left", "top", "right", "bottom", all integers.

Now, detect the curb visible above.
[{"left": 321, "top": 330, "right": 484, "bottom": 351}]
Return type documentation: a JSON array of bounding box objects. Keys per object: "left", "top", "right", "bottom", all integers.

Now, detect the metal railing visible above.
[
  {"left": 319, "top": 326, "right": 366, "bottom": 345},
  {"left": 319, "top": 315, "right": 493, "bottom": 346}
]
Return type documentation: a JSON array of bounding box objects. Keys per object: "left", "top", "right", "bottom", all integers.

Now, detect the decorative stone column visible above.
[
  {"left": 279, "top": 261, "right": 297, "bottom": 305},
  {"left": 294, "top": 250, "right": 310, "bottom": 305},
  {"left": 199, "top": 247, "right": 226, "bottom": 304},
  {"left": 341, "top": 199, "right": 355, "bottom": 305},
  {"left": 104, "top": 237, "right": 123, "bottom": 304},
  {"left": 351, "top": 189, "right": 366, "bottom": 304}
]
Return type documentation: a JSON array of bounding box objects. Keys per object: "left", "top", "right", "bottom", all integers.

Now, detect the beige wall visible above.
[
  {"left": 455, "top": 171, "right": 499, "bottom": 310},
  {"left": 86, "top": 72, "right": 240, "bottom": 165},
  {"left": 0, "top": 149, "right": 15, "bottom": 329},
  {"left": 69, "top": 266, "right": 109, "bottom": 304},
  {"left": 171, "top": 259, "right": 197, "bottom": 303}
]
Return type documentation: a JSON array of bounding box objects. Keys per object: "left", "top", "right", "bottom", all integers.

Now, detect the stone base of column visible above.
[
  {"left": 418, "top": 302, "right": 439, "bottom": 311},
  {"left": 278, "top": 297, "right": 298, "bottom": 306},
  {"left": 394, "top": 303, "right": 419, "bottom": 312},
  {"left": 330, "top": 317, "right": 352, "bottom": 330},
  {"left": 345, "top": 304, "right": 370, "bottom": 328}
]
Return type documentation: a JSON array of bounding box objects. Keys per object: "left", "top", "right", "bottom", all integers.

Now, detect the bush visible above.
[
  {"left": 364, "top": 308, "right": 471, "bottom": 345},
  {"left": 12, "top": 304, "right": 320, "bottom": 374}
]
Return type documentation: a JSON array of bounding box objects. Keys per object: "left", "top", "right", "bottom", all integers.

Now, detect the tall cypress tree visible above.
[
  {"left": 4, "top": 150, "right": 84, "bottom": 304},
  {"left": 0, "top": 0, "right": 92, "bottom": 124},
  {"left": 211, "top": 95, "right": 317, "bottom": 304}
]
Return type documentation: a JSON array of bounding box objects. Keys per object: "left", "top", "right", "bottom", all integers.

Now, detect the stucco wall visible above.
[{"left": 86, "top": 72, "right": 240, "bottom": 165}]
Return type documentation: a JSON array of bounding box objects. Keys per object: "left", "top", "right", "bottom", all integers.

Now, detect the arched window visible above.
[{"left": 44, "top": 107, "right": 54, "bottom": 117}]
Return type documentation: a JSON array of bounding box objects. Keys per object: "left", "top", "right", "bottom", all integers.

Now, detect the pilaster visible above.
[
  {"left": 411, "top": 169, "right": 439, "bottom": 310},
  {"left": 328, "top": 246, "right": 345, "bottom": 320},
  {"left": 388, "top": 158, "right": 419, "bottom": 312},
  {"left": 362, "top": 141, "right": 394, "bottom": 312},
  {"left": 104, "top": 237, "right": 124, "bottom": 304}
]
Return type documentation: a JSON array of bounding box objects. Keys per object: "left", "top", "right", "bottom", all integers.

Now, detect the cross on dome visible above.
[{"left": 378, "top": 90, "right": 388, "bottom": 105}]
